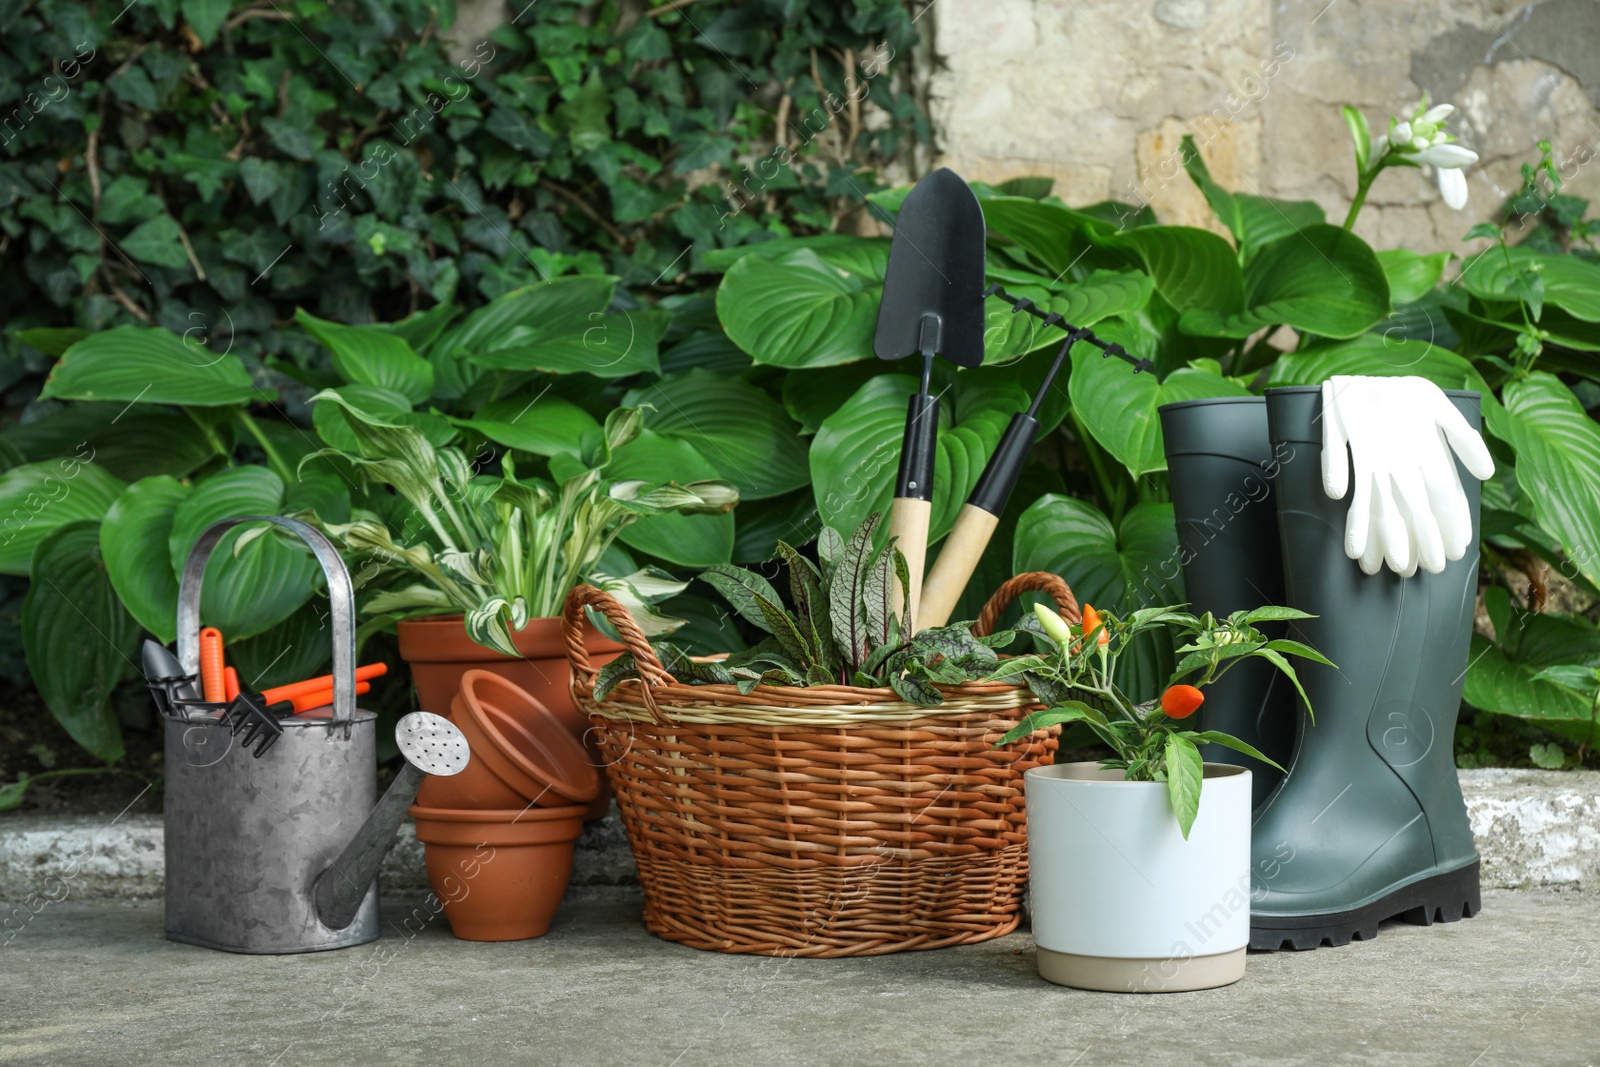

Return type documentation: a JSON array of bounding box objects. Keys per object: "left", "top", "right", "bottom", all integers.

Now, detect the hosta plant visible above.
[
  {"left": 308, "top": 394, "right": 738, "bottom": 656},
  {"left": 595, "top": 512, "right": 1032, "bottom": 705},
  {"left": 997, "top": 603, "right": 1332, "bottom": 837}
]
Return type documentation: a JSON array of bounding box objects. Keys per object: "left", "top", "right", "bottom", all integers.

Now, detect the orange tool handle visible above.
[
  {"left": 287, "top": 681, "right": 370, "bottom": 715},
  {"left": 223, "top": 667, "right": 241, "bottom": 702},
  {"left": 262, "top": 662, "right": 387, "bottom": 705},
  {"left": 199, "top": 628, "right": 226, "bottom": 702}
]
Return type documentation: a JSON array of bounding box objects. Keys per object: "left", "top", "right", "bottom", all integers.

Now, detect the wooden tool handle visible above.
[
  {"left": 889, "top": 496, "right": 932, "bottom": 633},
  {"left": 917, "top": 503, "right": 1001, "bottom": 629}
]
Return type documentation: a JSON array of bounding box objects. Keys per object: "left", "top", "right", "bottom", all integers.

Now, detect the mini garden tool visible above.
[
  {"left": 262, "top": 661, "right": 386, "bottom": 705},
  {"left": 872, "top": 166, "right": 987, "bottom": 631},
  {"left": 1158, "top": 397, "right": 1293, "bottom": 808},
  {"left": 916, "top": 284, "right": 1152, "bottom": 628},
  {"left": 198, "top": 626, "right": 226, "bottom": 701},
  {"left": 1248, "top": 387, "right": 1482, "bottom": 950},
  {"left": 218, "top": 682, "right": 375, "bottom": 757},
  {"left": 142, "top": 639, "right": 199, "bottom": 715},
  {"left": 163, "top": 515, "right": 473, "bottom": 954}
]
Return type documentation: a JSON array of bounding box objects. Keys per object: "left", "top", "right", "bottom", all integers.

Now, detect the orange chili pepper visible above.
[
  {"left": 199, "top": 627, "right": 226, "bottom": 702},
  {"left": 1080, "top": 605, "right": 1109, "bottom": 647},
  {"left": 1161, "top": 684, "right": 1205, "bottom": 719}
]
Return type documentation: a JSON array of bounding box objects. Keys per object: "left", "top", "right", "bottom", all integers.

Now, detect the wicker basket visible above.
[{"left": 562, "top": 572, "right": 1080, "bottom": 957}]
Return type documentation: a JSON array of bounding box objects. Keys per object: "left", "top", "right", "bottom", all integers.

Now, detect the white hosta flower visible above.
[
  {"left": 1386, "top": 95, "right": 1478, "bottom": 210},
  {"left": 1436, "top": 166, "right": 1470, "bottom": 210},
  {"left": 1413, "top": 142, "right": 1479, "bottom": 169}
]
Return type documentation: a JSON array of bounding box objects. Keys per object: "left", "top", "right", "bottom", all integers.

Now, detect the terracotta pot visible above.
[
  {"left": 416, "top": 670, "right": 601, "bottom": 810},
  {"left": 409, "top": 803, "right": 587, "bottom": 941},
  {"left": 398, "top": 613, "right": 622, "bottom": 818}
]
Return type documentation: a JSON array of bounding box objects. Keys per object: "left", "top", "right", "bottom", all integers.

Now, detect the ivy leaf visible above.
[{"left": 121, "top": 215, "right": 190, "bottom": 269}]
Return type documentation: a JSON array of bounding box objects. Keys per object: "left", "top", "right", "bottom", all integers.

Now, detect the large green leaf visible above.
[
  {"left": 296, "top": 309, "right": 434, "bottom": 404},
  {"left": 1181, "top": 136, "right": 1325, "bottom": 260},
  {"left": 23, "top": 522, "right": 140, "bottom": 763},
  {"left": 716, "top": 244, "right": 887, "bottom": 368},
  {"left": 981, "top": 197, "right": 1244, "bottom": 314},
  {"left": 41, "top": 326, "right": 257, "bottom": 406},
  {"left": 449, "top": 392, "right": 599, "bottom": 458},
  {"left": 0, "top": 460, "right": 125, "bottom": 575},
  {"left": 1012, "top": 495, "right": 1181, "bottom": 698},
  {"left": 1500, "top": 372, "right": 1600, "bottom": 590},
  {"left": 429, "top": 275, "right": 617, "bottom": 397},
  {"left": 1457, "top": 246, "right": 1600, "bottom": 322},
  {"left": 1180, "top": 225, "right": 1390, "bottom": 339},
  {"left": 982, "top": 269, "right": 1154, "bottom": 364},
  {"left": 1377, "top": 249, "right": 1452, "bottom": 305},
  {"left": 1269, "top": 335, "right": 1491, "bottom": 392},
  {"left": 471, "top": 308, "right": 668, "bottom": 378},
  {"left": 311, "top": 384, "right": 456, "bottom": 453},
  {"left": 100, "top": 475, "right": 190, "bottom": 643},
  {"left": 1069, "top": 322, "right": 1250, "bottom": 478},
  {"left": 225, "top": 605, "right": 338, "bottom": 693},
  {"left": 809, "top": 373, "right": 1026, "bottom": 539},
  {"left": 561, "top": 430, "right": 733, "bottom": 567},
  {"left": 624, "top": 369, "right": 809, "bottom": 500},
  {"left": 1464, "top": 587, "right": 1600, "bottom": 745},
  {"left": 0, "top": 401, "right": 222, "bottom": 481},
  {"left": 732, "top": 489, "right": 822, "bottom": 563},
  {"left": 167, "top": 467, "right": 319, "bottom": 640}
]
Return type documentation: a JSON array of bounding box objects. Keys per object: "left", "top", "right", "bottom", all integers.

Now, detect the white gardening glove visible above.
[{"left": 1321, "top": 376, "right": 1495, "bottom": 577}]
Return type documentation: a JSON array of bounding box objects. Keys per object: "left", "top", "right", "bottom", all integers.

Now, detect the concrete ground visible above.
[{"left": 2, "top": 888, "right": 1597, "bottom": 1067}]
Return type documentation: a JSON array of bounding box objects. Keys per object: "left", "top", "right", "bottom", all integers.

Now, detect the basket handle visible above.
[
  {"left": 563, "top": 584, "right": 676, "bottom": 694},
  {"left": 974, "top": 571, "right": 1081, "bottom": 637}
]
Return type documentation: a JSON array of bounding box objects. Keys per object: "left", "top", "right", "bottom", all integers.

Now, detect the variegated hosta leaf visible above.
[
  {"left": 365, "top": 585, "right": 456, "bottom": 615},
  {"left": 608, "top": 478, "right": 740, "bottom": 516},
  {"left": 308, "top": 390, "right": 447, "bottom": 510},
  {"left": 591, "top": 568, "right": 690, "bottom": 636},
  {"left": 464, "top": 597, "right": 520, "bottom": 657},
  {"left": 437, "top": 547, "right": 492, "bottom": 586},
  {"left": 602, "top": 406, "right": 645, "bottom": 457},
  {"left": 435, "top": 447, "right": 474, "bottom": 495},
  {"left": 508, "top": 595, "right": 531, "bottom": 630}
]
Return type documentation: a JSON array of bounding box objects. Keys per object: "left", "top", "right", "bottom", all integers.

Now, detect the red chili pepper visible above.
[
  {"left": 1161, "top": 684, "right": 1205, "bottom": 719},
  {"left": 1080, "top": 605, "right": 1109, "bottom": 647}
]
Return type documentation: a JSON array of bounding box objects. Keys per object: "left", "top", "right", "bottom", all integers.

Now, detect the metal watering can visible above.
[{"left": 163, "top": 516, "right": 471, "bottom": 954}]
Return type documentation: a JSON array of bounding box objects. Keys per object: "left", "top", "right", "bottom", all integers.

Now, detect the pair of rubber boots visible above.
[{"left": 1159, "top": 387, "right": 1481, "bottom": 951}]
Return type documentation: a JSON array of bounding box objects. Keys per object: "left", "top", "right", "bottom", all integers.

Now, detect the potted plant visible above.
[
  {"left": 996, "top": 602, "right": 1329, "bottom": 992},
  {"left": 569, "top": 513, "right": 1073, "bottom": 957},
  {"left": 307, "top": 394, "right": 737, "bottom": 815}
]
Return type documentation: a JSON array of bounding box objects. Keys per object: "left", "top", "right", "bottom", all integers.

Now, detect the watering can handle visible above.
[{"left": 176, "top": 515, "right": 358, "bottom": 730}]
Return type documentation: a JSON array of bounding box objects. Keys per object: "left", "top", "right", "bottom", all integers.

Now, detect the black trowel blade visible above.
[{"left": 872, "top": 168, "right": 987, "bottom": 368}]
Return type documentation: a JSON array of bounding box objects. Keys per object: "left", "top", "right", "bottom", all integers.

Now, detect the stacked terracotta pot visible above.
[{"left": 409, "top": 669, "right": 602, "bottom": 941}]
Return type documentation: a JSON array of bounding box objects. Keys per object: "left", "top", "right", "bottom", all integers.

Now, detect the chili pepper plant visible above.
[{"left": 996, "top": 604, "right": 1333, "bottom": 837}]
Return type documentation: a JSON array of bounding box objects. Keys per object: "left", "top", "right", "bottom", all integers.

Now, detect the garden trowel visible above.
[{"left": 873, "top": 167, "right": 987, "bottom": 632}]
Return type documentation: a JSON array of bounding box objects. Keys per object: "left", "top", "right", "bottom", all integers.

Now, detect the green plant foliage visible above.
[
  {"left": 22, "top": 521, "right": 140, "bottom": 763},
  {"left": 1464, "top": 588, "right": 1600, "bottom": 745}
]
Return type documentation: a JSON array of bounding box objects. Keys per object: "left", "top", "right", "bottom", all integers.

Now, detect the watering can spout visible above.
[{"left": 313, "top": 712, "right": 471, "bottom": 931}]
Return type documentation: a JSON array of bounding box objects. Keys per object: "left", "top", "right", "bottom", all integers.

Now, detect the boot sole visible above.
[{"left": 1249, "top": 859, "right": 1481, "bottom": 951}]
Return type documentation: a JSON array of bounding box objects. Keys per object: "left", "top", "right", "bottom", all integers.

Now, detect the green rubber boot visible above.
[
  {"left": 1249, "top": 386, "right": 1482, "bottom": 951},
  {"left": 1159, "top": 397, "right": 1293, "bottom": 808}
]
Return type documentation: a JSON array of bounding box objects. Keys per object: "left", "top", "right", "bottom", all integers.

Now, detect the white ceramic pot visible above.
[{"left": 1025, "top": 761, "right": 1252, "bottom": 992}]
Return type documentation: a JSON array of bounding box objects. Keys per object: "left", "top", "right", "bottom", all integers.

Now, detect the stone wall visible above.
[{"left": 926, "top": 0, "right": 1600, "bottom": 253}]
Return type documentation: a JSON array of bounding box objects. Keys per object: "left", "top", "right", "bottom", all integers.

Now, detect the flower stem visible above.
[{"left": 1343, "top": 170, "right": 1374, "bottom": 230}]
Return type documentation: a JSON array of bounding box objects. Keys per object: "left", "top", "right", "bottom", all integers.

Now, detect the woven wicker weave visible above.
[{"left": 563, "top": 572, "right": 1080, "bottom": 957}]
